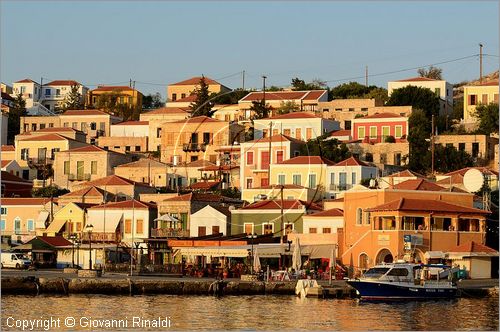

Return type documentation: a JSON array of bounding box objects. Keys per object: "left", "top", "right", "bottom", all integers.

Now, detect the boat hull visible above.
[{"left": 347, "top": 280, "right": 458, "bottom": 300}]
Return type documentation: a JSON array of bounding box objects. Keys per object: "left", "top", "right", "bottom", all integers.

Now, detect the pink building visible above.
[{"left": 351, "top": 113, "right": 408, "bottom": 144}]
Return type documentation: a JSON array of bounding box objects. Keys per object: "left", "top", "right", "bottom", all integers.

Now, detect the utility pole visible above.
[
  {"left": 132, "top": 80, "right": 136, "bottom": 119},
  {"left": 268, "top": 121, "right": 272, "bottom": 184},
  {"left": 280, "top": 185, "right": 284, "bottom": 244},
  {"left": 129, "top": 79, "right": 132, "bottom": 88},
  {"left": 39, "top": 77, "right": 43, "bottom": 103},
  {"left": 242, "top": 70, "right": 245, "bottom": 90},
  {"left": 262, "top": 75, "right": 267, "bottom": 115},
  {"left": 479, "top": 43, "right": 483, "bottom": 83},
  {"left": 431, "top": 114, "right": 435, "bottom": 176},
  {"left": 365, "top": 66, "right": 368, "bottom": 86}
]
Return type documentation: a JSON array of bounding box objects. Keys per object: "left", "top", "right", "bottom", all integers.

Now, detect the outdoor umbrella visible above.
[
  {"left": 253, "top": 248, "right": 261, "bottom": 273},
  {"left": 292, "top": 237, "right": 302, "bottom": 272}
]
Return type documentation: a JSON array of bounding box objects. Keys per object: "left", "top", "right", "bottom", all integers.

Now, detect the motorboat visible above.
[{"left": 346, "top": 262, "right": 459, "bottom": 300}]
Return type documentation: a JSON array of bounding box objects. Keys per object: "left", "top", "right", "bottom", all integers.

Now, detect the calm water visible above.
[{"left": 1, "top": 295, "right": 499, "bottom": 331}]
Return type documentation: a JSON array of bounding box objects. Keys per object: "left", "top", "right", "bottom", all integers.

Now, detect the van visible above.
[{"left": 1, "top": 252, "right": 31, "bottom": 269}]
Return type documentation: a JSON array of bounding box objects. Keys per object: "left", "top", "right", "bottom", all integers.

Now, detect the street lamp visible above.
[
  {"left": 69, "top": 234, "right": 77, "bottom": 267},
  {"left": 86, "top": 224, "right": 94, "bottom": 270},
  {"left": 247, "top": 233, "right": 257, "bottom": 274}
]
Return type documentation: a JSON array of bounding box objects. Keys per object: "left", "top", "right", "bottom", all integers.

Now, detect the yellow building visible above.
[
  {"left": 166, "top": 76, "right": 230, "bottom": 103},
  {"left": 43, "top": 202, "right": 94, "bottom": 237},
  {"left": 463, "top": 81, "right": 499, "bottom": 124},
  {"left": 87, "top": 85, "right": 143, "bottom": 111},
  {"left": 139, "top": 107, "right": 190, "bottom": 151}
]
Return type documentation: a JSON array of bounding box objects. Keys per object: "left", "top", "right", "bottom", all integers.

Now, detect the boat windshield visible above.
[{"left": 363, "top": 267, "right": 390, "bottom": 278}]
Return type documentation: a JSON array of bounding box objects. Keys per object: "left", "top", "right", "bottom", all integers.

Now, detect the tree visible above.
[
  {"left": 209, "top": 89, "right": 250, "bottom": 105},
  {"left": 329, "top": 82, "right": 384, "bottom": 100},
  {"left": 94, "top": 92, "right": 136, "bottom": 120},
  {"left": 8, "top": 93, "right": 26, "bottom": 142},
  {"left": 250, "top": 100, "right": 271, "bottom": 119},
  {"left": 276, "top": 101, "right": 299, "bottom": 115},
  {"left": 418, "top": 66, "right": 443, "bottom": 80},
  {"left": 266, "top": 86, "right": 283, "bottom": 92},
  {"left": 299, "top": 135, "right": 351, "bottom": 163},
  {"left": 475, "top": 103, "right": 499, "bottom": 135},
  {"left": 362, "top": 87, "right": 389, "bottom": 103},
  {"left": 291, "top": 77, "right": 327, "bottom": 91},
  {"left": 387, "top": 85, "right": 440, "bottom": 118},
  {"left": 433, "top": 145, "right": 473, "bottom": 173},
  {"left": 62, "top": 84, "right": 82, "bottom": 110},
  {"left": 32, "top": 185, "right": 69, "bottom": 198},
  {"left": 407, "top": 109, "right": 431, "bottom": 174},
  {"left": 142, "top": 93, "right": 164, "bottom": 109},
  {"left": 190, "top": 76, "right": 212, "bottom": 117}
]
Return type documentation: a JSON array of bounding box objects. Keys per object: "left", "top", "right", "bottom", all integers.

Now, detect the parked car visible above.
[{"left": 1, "top": 252, "right": 32, "bottom": 269}]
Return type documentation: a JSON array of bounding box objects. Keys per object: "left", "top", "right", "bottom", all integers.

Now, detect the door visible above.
[
  {"left": 76, "top": 161, "right": 84, "bottom": 180},
  {"left": 339, "top": 172, "right": 347, "bottom": 190},
  {"left": 261, "top": 151, "right": 270, "bottom": 170},
  {"left": 38, "top": 148, "right": 47, "bottom": 163},
  {"left": 14, "top": 219, "right": 21, "bottom": 234}
]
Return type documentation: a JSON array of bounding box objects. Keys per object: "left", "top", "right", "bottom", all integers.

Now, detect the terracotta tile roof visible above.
[
  {"left": 163, "top": 193, "right": 223, "bottom": 202},
  {"left": 90, "top": 199, "right": 156, "bottom": 210},
  {"left": 395, "top": 77, "right": 438, "bottom": 82},
  {"left": 240, "top": 90, "right": 327, "bottom": 102},
  {"left": 142, "top": 107, "right": 190, "bottom": 115},
  {"left": 0, "top": 198, "right": 52, "bottom": 205},
  {"left": 91, "top": 85, "right": 136, "bottom": 92},
  {"left": 115, "top": 158, "right": 166, "bottom": 168},
  {"left": 198, "top": 164, "right": 239, "bottom": 171},
  {"left": 392, "top": 179, "right": 446, "bottom": 191},
  {"left": 355, "top": 113, "right": 405, "bottom": 119},
  {"left": 173, "top": 94, "right": 197, "bottom": 102},
  {"left": 333, "top": 157, "right": 369, "bottom": 167},
  {"left": 171, "top": 76, "right": 221, "bottom": 86},
  {"left": 46, "top": 80, "right": 80, "bottom": 86},
  {"left": 22, "top": 133, "right": 71, "bottom": 142},
  {"left": 368, "top": 198, "right": 490, "bottom": 215},
  {"left": 469, "top": 81, "right": 499, "bottom": 87},
  {"left": 21, "top": 127, "right": 83, "bottom": 135},
  {"left": 1, "top": 92, "right": 14, "bottom": 101},
  {"left": 79, "top": 175, "right": 150, "bottom": 188},
  {"left": 443, "top": 167, "right": 498, "bottom": 177},
  {"left": 60, "top": 186, "right": 108, "bottom": 198},
  {"left": 241, "top": 199, "right": 322, "bottom": 211},
  {"left": 115, "top": 120, "right": 148, "bottom": 126},
  {"left": 0, "top": 171, "right": 32, "bottom": 183},
  {"left": 329, "top": 130, "right": 351, "bottom": 137},
  {"left": 308, "top": 208, "right": 344, "bottom": 217},
  {"left": 269, "top": 112, "right": 321, "bottom": 120},
  {"left": 185, "top": 159, "right": 215, "bottom": 168},
  {"left": 279, "top": 156, "right": 336, "bottom": 165},
  {"left": 169, "top": 116, "right": 221, "bottom": 124},
  {"left": 190, "top": 181, "right": 220, "bottom": 190},
  {"left": 448, "top": 241, "right": 498, "bottom": 254},
  {"left": 61, "top": 109, "right": 110, "bottom": 116},
  {"left": 247, "top": 134, "right": 304, "bottom": 144},
  {"left": 73, "top": 202, "right": 99, "bottom": 209},
  {"left": 14, "top": 78, "right": 37, "bottom": 84},
  {"left": 1, "top": 160, "right": 13, "bottom": 168},
  {"left": 35, "top": 236, "right": 73, "bottom": 247},
  {"left": 387, "top": 170, "right": 425, "bottom": 178},
  {"left": 1, "top": 145, "right": 15, "bottom": 151},
  {"left": 64, "top": 145, "right": 106, "bottom": 153}
]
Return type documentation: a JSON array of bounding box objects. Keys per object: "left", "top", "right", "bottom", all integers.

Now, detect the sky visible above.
[{"left": 1, "top": 1, "right": 498, "bottom": 99}]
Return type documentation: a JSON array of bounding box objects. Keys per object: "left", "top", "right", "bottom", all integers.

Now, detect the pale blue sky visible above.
[{"left": 1, "top": 1, "right": 498, "bottom": 98}]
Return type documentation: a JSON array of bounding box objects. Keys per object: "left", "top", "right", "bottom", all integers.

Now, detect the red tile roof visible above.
[
  {"left": 279, "top": 156, "right": 336, "bottom": 165},
  {"left": 0, "top": 171, "right": 32, "bottom": 183},
  {"left": 198, "top": 164, "right": 239, "bottom": 171},
  {"left": 329, "top": 130, "right": 351, "bottom": 137},
  {"left": 269, "top": 112, "right": 321, "bottom": 120},
  {"left": 240, "top": 90, "right": 327, "bottom": 102},
  {"left": 241, "top": 199, "right": 322, "bottom": 211},
  {"left": 443, "top": 167, "right": 498, "bottom": 177},
  {"left": 247, "top": 134, "right": 304, "bottom": 144},
  {"left": 35, "top": 236, "right": 73, "bottom": 247},
  {"left": 14, "top": 78, "right": 37, "bottom": 84},
  {"left": 387, "top": 169, "right": 425, "bottom": 178},
  {"left": 392, "top": 179, "right": 446, "bottom": 191},
  {"left": 114, "top": 158, "right": 166, "bottom": 168},
  {"left": 22, "top": 133, "right": 72, "bottom": 142},
  {"left": 333, "top": 157, "right": 369, "bottom": 167},
  {"left": 61, "top": 109, "right": 109, "bottom": 116},
  {"left": 1, "top": 160, "right": 13, "bottom": 168},
  {"left": 91, "top": 85, "right": 136, "bottom": 92},
  {"left": 448, "top": 241, "right": 498, "bottom": 254},
  {"left": 303, "top": 90, "right": 328, "bottom": 100},
  {"left": 308, "top": 208, "right": 344, "bottom": 217},
  {"left": 46, "top": 80, "right": 80, "bottom": 86},
  {"left": 1, "top": 145, "right": 15, "bottom": 151},
  {"left": 162, "top": 193, "right": 223, "bottom": 202},
  {"left": 1, "top": 92, "right": 14, "bottom": 101},
  {"left": 79, "top": 175, "right": 150, "bottom": 188},
  {"left": 171, "top": 76, "right": 221, "bottom": 86},
  {"left": 0, "top": 198, "right": 52, "bottom": 205},
  {"left": 368, "top": 198, "right": 490, "bottom": 215},
  {"left": 21, "top": 127, "right": 83, "bottom": 135},
  {"left": 356, "top": 113, "right": 405, "bottom": 119},
  {"left": 395, "top": 77, "right": 438, "bottom": 82},
  {"left": 142, "top": 107, "right": 190, "bottom": 115},
  {"left": 115, "top": 120, "right": 148, "bottom": 126},
  {"left": 90, "top": 199, "right": 156, "bottom": 210},
  {"left": 190, "top": 181, "right": 220, "bottom": 190},
  {"left": 173, "top": 94, "right": 197, "bottom": 102},
  {"left": 64, "top": 145, "right": 106, "bottom": 153},
  {"left": 60, "top": 186, "right": 108, "bottom": 198},
  {"left": 472, "top": 81, "right": 499, "bottom": 87}
]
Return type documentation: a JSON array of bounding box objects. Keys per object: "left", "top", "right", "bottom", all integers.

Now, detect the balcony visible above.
[
  {"left": 329, "top": 184, "right": 353, "bottom": 191},
  {"left": 151, "top": 228, "right": 189, "bottom": 238},
  {"left": 27, "top": 157, "right": 53, "bottom": 167},
  {"left": 68, "top": 173, "right": 91, "bottom": 181},
  {"left": 360, "top": 135, "right": 406, "bottom": 144},
  {"left": 183, "top": 143, "right": 207, "bottom": 152}
]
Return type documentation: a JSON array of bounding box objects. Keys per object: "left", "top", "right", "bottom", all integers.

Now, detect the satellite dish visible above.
[{"left": 463, "top": 169, "right": 484, "bottom": 192}]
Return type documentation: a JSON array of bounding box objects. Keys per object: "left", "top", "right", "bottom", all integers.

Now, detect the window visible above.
[
  {"left": 382, "top": 126, "right": 390, "bottom": 140},
  {"left": 322, "top": 228, "right": 331, "bottom": 234},
  {"left": 198, "top": 226, "right": 206, "bottom": 236},
  {"left": 125, "top": 219, "right": 132, "bottom": 233},
  {"left": 246, "top": 151, "right": 254, "bottom": 165},
  {"left": 494, "top": 94, "right": 499, "bottom": 104},
  {"left": 51, "top": 148, "right": 59, "bottom": 159},
  {"left": 91, "top": 161, "right": 97, "bottom": 174},
  {"left": 0, "top": 207, "right": 7, "bottom": 215},
  {"left": 32, "top": 123, "right": 37, "bottom": 131},
  {"left": 48, "top": 123, "right": 54, "bottom": 128},
  {"left": 63, "top": 122, "right": 69, "bottom": 127},
  {"left": 308, "top": 174, "right": 316, "bottom": 188},
  {"left": 365, "top": 153, "right": 373, "bottom": 162},
  {"left": 357, "top": 126, "right": 365, "bottom": 140},
  {"left": 14, "top": 218, "right": 21, "bottom": 234},
  {"left": 272, "top": 129, "right": 279, "bottom": 136},
  {"left": 125, "top": 146, "right": 131, "bottom": 152},
  {"left": 261, "top": 151, "right": 270, "bottom": 169},
  {"left": 278, "top": 174, "right": 285, "bottom": 185},
  {"left": 172, "top": 93, "right": 177, "bottom": 101},
  {"left": 482, "top": 94, "right": 488, "bottom": 104},
  {"left": 361, "top": 108, "right": 368, "bottom": 112},
  {"left": 330, "top": 173, "right": 335, "bottom": 185},
  {"left": 364, "top": 211, "right": 371, "bottom": 225},
  {"left": 136, "top": 219, "right": 143, "bottom": 234},
  {"left": 260, "top": 178, "right": 269, "bottom": 187},
  {"left": 40, "top": 123, "right": 46, "bottom": 129},
  {"left": 100, "top": 122, "right": 105, "bottom": 131},
  {"left": 276, "top": 150, "right": 284, "bottom": 163},
  {"left": 246, "top": 178, "right": 253, "bottom": 189},
  {"left": 344, "top": 120, "right": 351, "bottom": 130},
  {"left": 156, "top": 128, "right": 162, "bottom": 138},
  {"left": 212, "top": 226, "right": 220, "bottom": 235},
  {"left": 285, "top": 223, "right": 293, "bottom": 235},
  {"left": 0, "top": 220, "right": 5, "bottom": 230},
  {"left": 21, "top": 148, "right": 29, "bottom": 160},
  {"left": 45, "top": 88, "right": 50, "bottom": 96},
  {"left": 81, "top": 122, "right": 87, "bottom": 132},
  {"left": 458, "top": 143, "right": 465, "bottom": 151},
  {"left": 309, "top": 227, "right": 317, "bottom": 234},
  {"left": 395, "top": 126, "right": 403, "bottom": 138},
  {"left": 434, "top": 88, "right": 440, "bottom": 96},
  {"left": 348, "top": 108, "right": 355, "bottom": 112},
  {"left": 351, "top": 172, "right": 357, "bottom": 185},
  {"left": 56, "top": 88, "right": 61, "bottom": 96},
  {"left": 369, "top": 126, "right": 377, "bottom": 139},
  {"left": 72, "top": 122, "right": 77, "bottom": 129},
  {"left": 203, "top": 132, "right": 211, "bottom": 144},
  {"left": 27, "top": 220, "right": 34, "bottom": 231},
  {"left": 306, "top": 128, "right": 313, "bottom": 140},
  {"left": 76, "top": 161, "right": 84, "bottom": 180},
  {"left": 283, "top": 129, "right": 291, "bottom": 136},
  {"left": 356, "top": 208, "right": 363, "bottom": 225},
  {"left": 295, "top": 128, "right": 301, "bottom": 140},
  {"left": 181, "top": 93, "right": 186, "bottom": 99},
  {"left": 380, "top": 153, "right": 387, "bottom": 164},
  {"left": 395, "top": 153, "right": 401, "bottom": 166},
  {"left": 292, "top": 174, "right": 301, "bottom": 186},
  {"left": 90, "top": 122, "right": 97, "bottom": 130},
  {"left": 263, "top": 223, "right": 273, "bottom": 235},
  {"left": 472, "top": 143, "right": 479, "bottom": 158},
  {"left": 339, "top": 172, "right": 347, "bottom": 189},
  {"left": 135, "top": 146, "right": 141, "bottom": 152},
  {"left": 335, "top": 108, "right": 342, "bottom": 112},
  {"left": 469, "top": 94, "right": 477, "bottom": 106},
  {"left": 64, "top": 161, "right": 70, "bottom": 175}
]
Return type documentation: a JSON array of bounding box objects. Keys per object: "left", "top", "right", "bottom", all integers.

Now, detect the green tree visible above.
[
  {"left": 62, "top": 84, "right": 82, "bottom": 110},
  {"left": 266, "top": 86, "right": 284, "bottom": 92},
  {"left": 474, "top": 103, "right": 499, "bottom": 135},
  {"left": 291, "top": 77, "right": 327, "bottom": 91},
  {"left": 32, "top": 185, "right": 69, "bottom": 198},
  {"left": 94, "top": 92, "right": 136, "bottom": 120},
  {"left": 190, "top": 76, "right": 212, "bottom": 117},
  {"left": 417, "top": 66, "right": 443, "bottom": 80},
  {"left": 407, "top": 109, "right": 431, "bottom": 174},
  {"left": 387, "top": 85, "right": 440, "bottom": 118},
  {"left": 433, "top": 145, "right": 473, "bottom": 173},
  {"left": 142, "top": 92, "right": 164, "bottom": 109},
  {"left": 330, "top": 82, "right": 380, "bottom": 99},
  {"left": 209, "top": 89, "right": 250, "bottom": 105},
  {"left": 276, "top": 101, "right": 299, "bottom": 114},
  {"left": 451, "top": 98, "right": 464, "bottom": 121},
  {"left": 8, "top": 93, "right": 26, "bottom": 142},
  {"left": 299, "top": 135, "right": 351, "bottom": 163},
  {"left": 362, "top": 87, "right": 389, "bottom": 103},
  {"left": 250, "top": 100, "right": 271, "bottom": 119}
]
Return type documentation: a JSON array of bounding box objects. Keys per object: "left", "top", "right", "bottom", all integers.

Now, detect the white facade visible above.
[
  {"left": 189, "top": 205, "right": 228, "bottom": 237},
  {"left": 41, "top": 83, "right": 88, "bottom": 111},
  {"left": 302, "top": 215, "right": 344, "bottom": 234},
  {"left": 87, "top": 207, "right": 151, "bottom": 242},
  {"left": 326, "top": 164, "right": 378, "bottom": 194},
  {"left": 12, "top": 80, "right": 41, "bottom": 108},
  {"left": 110, "top": 122, "right": 149, "bottom": 137},
  {"left": 253, "top": 115, "right": 340, "bottom": 141}
]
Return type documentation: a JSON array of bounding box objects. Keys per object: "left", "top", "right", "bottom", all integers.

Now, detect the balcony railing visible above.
[
  {"left": 151, "top": 228, "right": 189, "bottom": 238},
  {"left": 68, "top": 173, "right": 91, "bottom": 181},
  {"left": 183, "top": 143, "right": 207, "bottom": 152},
  {"left": 359, "top": 135, "right": 406, "bottom": 144},
  {"left": 329, "top": 184, "right": 353, "bottom": 191},
  {"left": 27, "top": 157, "right": 54, "bottom": 167}
]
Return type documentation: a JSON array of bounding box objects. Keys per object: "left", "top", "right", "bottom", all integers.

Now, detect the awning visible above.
[
  {"left": 173, "top": 245, "right": 286, "bottom": 258},
  {"left": 424, "top": 251, "right": 445, "bottom": 259},
  {"left": 36, "top": 211, "right": 50, "bottom": 229},
  {"left": 92, "top": 213, "right": 123, "bottom": 233},
  {"left": 13, "top": 243, "right": 32, "bottom": 250},
  {"left": 45, "top": 218, "right": 67, "bottom": 234},
  {"left": 155, "top": 214, "right": 180, "bottom": 222}
]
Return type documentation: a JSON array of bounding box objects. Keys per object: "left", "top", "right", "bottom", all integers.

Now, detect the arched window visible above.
[
  {"left": 359, "top": 253, "right": 369, "bottom": 270},
  {"left": 356, "top": 208, "right": 363, "bottom": 225}
]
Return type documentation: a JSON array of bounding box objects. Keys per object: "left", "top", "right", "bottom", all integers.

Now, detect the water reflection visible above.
[{"left": 1, "top": 295, "right": 498, "bottom": 330}]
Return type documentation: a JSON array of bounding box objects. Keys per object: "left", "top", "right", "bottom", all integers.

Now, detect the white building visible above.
[
  {"left": 302, "top": 208, "right": 344, "bottom": 234},
  {"left": 253, "top": 112, "right": 340, "bottom": 141},
  {"left": 110, "top": 121, "right": 149, "bottom": 137},
  {"left": 327, "top": 157, "right": 378, "bottom": 197},
  {"left": 189, "top": 205, "right": 230, "bottom": 237},
  {"left": 41, "top": 80, "right": 89, "bottom": 111},
  {"left": 387, "top": 77, "right": 453, "bottom": 116},
  {"left": 12, "top": 79, "right": 41, "bottom": 108}
]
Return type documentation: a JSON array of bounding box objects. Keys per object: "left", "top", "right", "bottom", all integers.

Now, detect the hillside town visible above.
[{"left": 0, "top": 70, "right": 498, "bottom": 281}]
